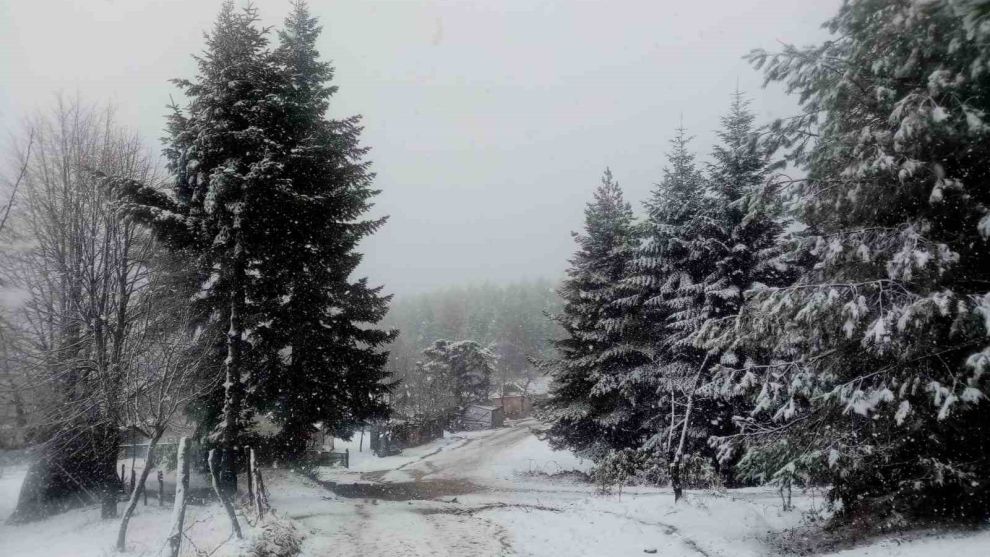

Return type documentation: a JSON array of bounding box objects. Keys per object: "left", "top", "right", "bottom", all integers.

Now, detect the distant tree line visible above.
[{"left": 542, "top": 0, "right": 990, "bottom": 523}]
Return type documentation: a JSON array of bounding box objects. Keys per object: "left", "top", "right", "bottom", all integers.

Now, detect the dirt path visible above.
[
  {"left": 286, "top": 421, "right": 710, "bottom": 557},
  {"left": 289, "top": 424, "right": 536, "bottom": 556}
]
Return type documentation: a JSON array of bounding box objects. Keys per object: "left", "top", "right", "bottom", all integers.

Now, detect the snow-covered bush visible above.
[
  {"left": 593, "top": 449, "right": 639, "bottom": 496},
  {"left": 246, "top": 514, "right": 304, "bottom": 557}
]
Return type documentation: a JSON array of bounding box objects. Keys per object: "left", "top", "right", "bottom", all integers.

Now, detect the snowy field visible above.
[{"left": 2, "top": 421, "right": 989, "bottom": 556}]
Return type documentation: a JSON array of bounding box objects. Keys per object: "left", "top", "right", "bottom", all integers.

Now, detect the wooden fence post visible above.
[
  {"left": 250, "top": 448, "right": 265, "bottom": 519},
  {"left": 345, "top": 448, "right": 349, "bottom": 469},
  {"left": 246, "top": 446, "right": 254, "bottom": 500},
  {"left": 166, "top": 438, "right": 190, "bottom": 557},
  {"left": 157, "top": 470, "right": 164, "bottom": 507},
  {"left": 129, "top": 467, "right": 135, "bottom": 495},
  {"left": 120, "top": 464, "right": 126, "bottom": 489},
  {"left": 208, "top": 449, "right": 243, "bottom": 539}
]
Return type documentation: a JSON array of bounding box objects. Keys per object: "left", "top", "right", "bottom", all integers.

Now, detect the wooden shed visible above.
[{"left": 458, "top": 404, "right": 504, "bottom": 431}]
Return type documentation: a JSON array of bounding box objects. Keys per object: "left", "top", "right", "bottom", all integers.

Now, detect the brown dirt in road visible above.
[
  {"left": 315, "top": 477, "right": 483, "bottom": 501},
  {"left": 415, "top": 501, "right": 562, "bottom": 516}
]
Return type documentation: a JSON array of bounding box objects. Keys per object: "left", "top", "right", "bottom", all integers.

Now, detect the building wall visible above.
[{"left": 495, "top": 395, "right": 532, "bottom": 418}]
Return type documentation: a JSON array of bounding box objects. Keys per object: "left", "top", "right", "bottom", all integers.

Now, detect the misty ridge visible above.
[{"left": 1, "top": 1, "right": 990, "bottom": 557}]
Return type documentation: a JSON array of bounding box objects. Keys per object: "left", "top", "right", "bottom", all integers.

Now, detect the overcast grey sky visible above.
[{"left": 1, "top": 0, "right": 839, "bottom": 296}]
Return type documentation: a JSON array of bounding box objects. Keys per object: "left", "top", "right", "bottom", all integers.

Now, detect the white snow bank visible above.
[{"left": 0, "top": 465, "right": 27, "bottom": 519}]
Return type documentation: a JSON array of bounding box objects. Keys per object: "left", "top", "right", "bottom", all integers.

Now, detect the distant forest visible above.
[{"left": 382, "top": 279, "right": 563, "bottom": 399}]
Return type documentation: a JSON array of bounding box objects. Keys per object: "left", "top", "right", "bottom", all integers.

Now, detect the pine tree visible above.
[
  {"left": 622, "top": 128, "right": 717, "bottom": 499},
  {"left": 249, "top": 0, "right": 394, "bottom": 458},
  {"left": 690, "top": 93, "right": 792, "bottom": 486},
  {"left": 733, "top": 0, "right": 990, "bottom": 519},
  {"left": 106, "top": 1, "right": 394, "bottom": 483},
  {"left": 542, "top": 169, "right": 647, "bottom": 459},
  {"left": 154, "top": 1, "right": 285, "bottom": 491},
  {"left": 421, "top": 339, "right": 496, "bottom": 409}
]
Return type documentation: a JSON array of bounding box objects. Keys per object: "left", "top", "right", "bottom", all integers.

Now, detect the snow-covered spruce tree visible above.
[
  {"left": 421, "top": 339, "right": 496, "bottom": 409},
  {"left": 249, "top": 1, "right": 394, "bottom": 460},
  {"left": 541, "top": 169, "right": 649, "bottom": 459},
  {"left": 623, "top": 128, "right": 721, "bottom": 499},
  {"left": 689, "top": 93, "right": 793, "bottom": 486},
  {"left": 727, "top": 0, "right": 990, "bottom": 520},
  {"left": 108, "top": 2, "right": 291, "bottom": 492},
  {"left": 407, "top": 348, "right": 457, "bottom": 416}
]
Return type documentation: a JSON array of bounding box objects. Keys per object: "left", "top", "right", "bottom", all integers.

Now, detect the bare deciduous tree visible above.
[
  {"left": 2, "top": 96, "right": 161, "bottom": 522},
  {"left": 116, "top": 294, "right": 221, "bottom": 550}
]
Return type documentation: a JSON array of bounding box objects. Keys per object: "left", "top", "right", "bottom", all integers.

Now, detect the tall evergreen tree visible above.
[
  {"left": 147, "top": 1, "right": 285, "bottom": 490},
  {"left": 251, "top": 1, "right": 394, "bottom": 458},
  {"left": 732, "top": 0, "right": 990, "bottom": 519},
  {"left": 108, "top": 1, "right": 393, "bottom": 479},
  {"left": 690, "top": 93, "right": 792, "bottom": 485},
  {"left": 542, "top": 169, "right": 647, "bottom": 458},
  {"left": 621, "top": 128, "right": 717, "bottom": 499}
]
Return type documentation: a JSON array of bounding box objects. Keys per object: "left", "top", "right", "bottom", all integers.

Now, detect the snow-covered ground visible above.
[
  {"left": 278, "top": 419, "right": 990, "bottom": 556},
  {"left": 2, "top": 422, "right": 989, "bottom": 556},
  {"left": 0, "top": 463, "right": 273, "bottom": 556},
  {"left": 284, "top": 421, "right": 809, "bottom": 556}
]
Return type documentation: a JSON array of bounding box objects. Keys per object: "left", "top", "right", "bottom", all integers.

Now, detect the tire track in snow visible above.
[{"left": 593, "top": 508, "right": 716, "bottom": 557}]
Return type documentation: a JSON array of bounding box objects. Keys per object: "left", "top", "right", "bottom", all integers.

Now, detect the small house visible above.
[
  {"left": 491, "top": 382, "right": 535, "bottom": 418},
  {"left": 458, "top": 404, "right": 504, "bottom": 431}
]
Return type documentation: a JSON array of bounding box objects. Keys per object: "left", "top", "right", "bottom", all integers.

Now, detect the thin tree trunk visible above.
[
  {"left": 116, "top": 432, "right": 161, "bottom": 551},
  {"left": 250, "top": 448, "right": 265, "bottom": 518},
  {"left": 255, "top": 461, "right": 269, "bottom": 508},
  {"left": 666, "top": 382, "right": 676, "bottom": 455},
  {"left": 220, "top": 229, "right": 246, "bottom": 497},
  {"left": 167, "top": 438, "right": 190, "bottom": 557},
  {"left": 0, "top": 129, "right": 32, "bottom": 236},
  {"left": 208, "top": 449, "right": 242, "bottom": 539},
  {"left": 247, "top": 447, "right": 254, "bottom": 500},
  {"left": 670, "top": 353, "right": 710, "bottom": 503},
  {"left": 99, "top": 427, "right": 121, "bottom": 519}
]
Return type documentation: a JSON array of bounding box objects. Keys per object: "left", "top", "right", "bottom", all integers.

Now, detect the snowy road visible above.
[
  {"left": 274, "top": 423, "right": 551, "bottom": 556},
  {"left": 270, "top": 421, "right": 775, "bottom": 557}
]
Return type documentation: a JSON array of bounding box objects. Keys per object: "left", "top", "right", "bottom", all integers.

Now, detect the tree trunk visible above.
[
  {"left": 167, "top": 438, "right": 190, "bottom": 557},
  {"left": 666, "top": 382, "right": 676, "bottom": 455},
  {"left": 247, "top": 447, "right": 254, "bottom": 500},
  {"left": 116, "top": 433, "right": 161, "bottom": 551},
  {"left": 670, "top": 354, "right": 709, "bottom": 504},
  {"left": 98, "top": 425, "right": 122, "bottom": 519},
  {"left": 8, "top": 426, "right": 119, "bottom": 523},
  {"left": 220, "top": 232, "right": 246, "bottom": 497},
  {"left": 250, "top": 448, "right": 265, "bottom": 518},
  {"left": 208, "top": 449, "right": 242, "bottom": 539}
]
